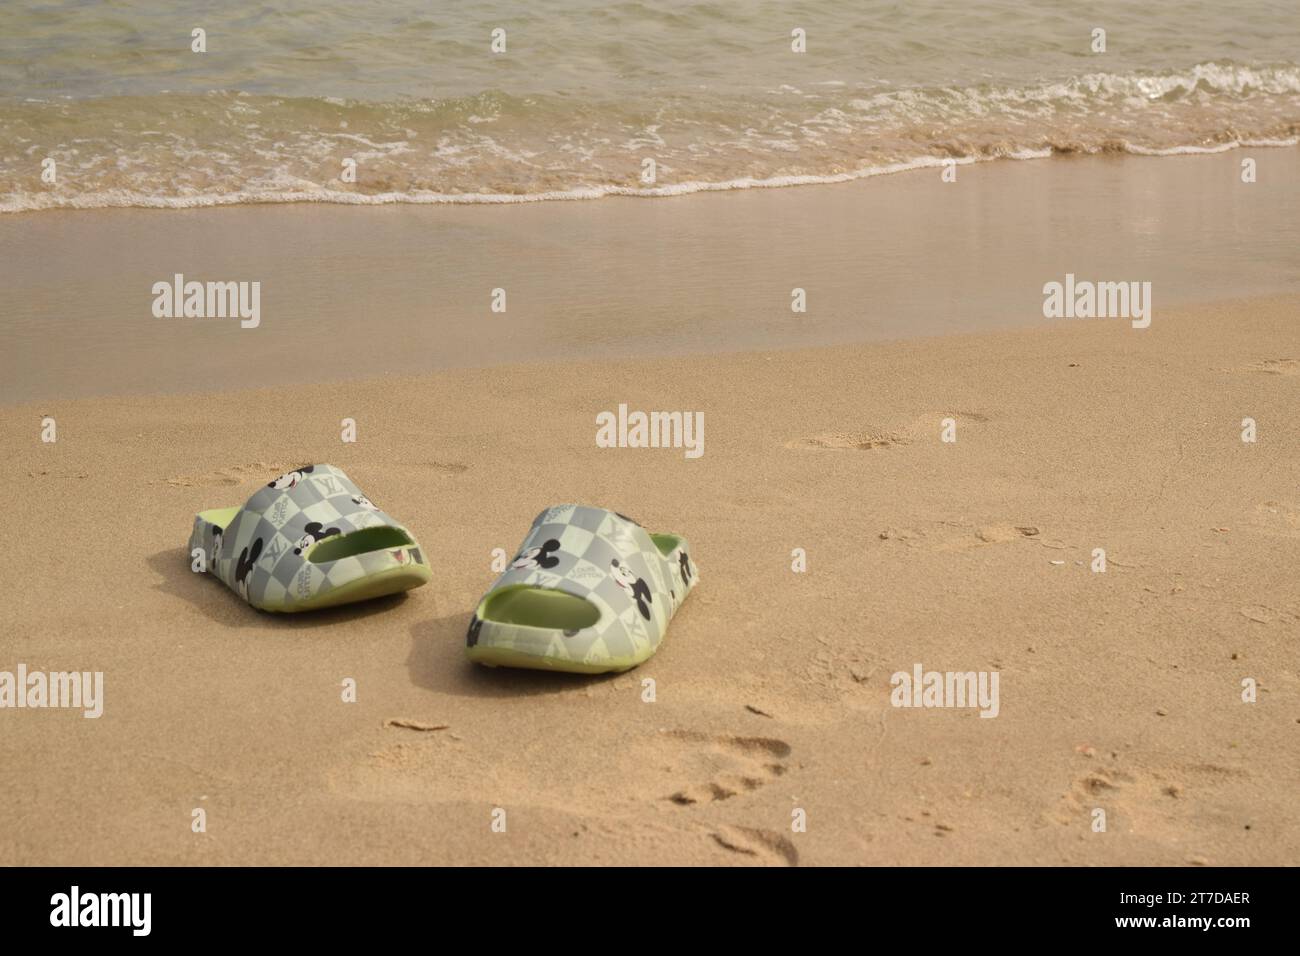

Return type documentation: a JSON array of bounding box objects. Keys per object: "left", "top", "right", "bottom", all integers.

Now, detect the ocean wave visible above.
[
  {"left": 2, "top": 61, "right": 1297, "bottom": 213},
  {"left": 4, "top": 136, "right": 1296, "bottom": 214}
]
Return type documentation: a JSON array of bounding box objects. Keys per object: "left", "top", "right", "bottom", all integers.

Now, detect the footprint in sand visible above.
[
  {"left": 1047, "top": 765, "right": 1145, "bottom": 827},
  {"left": 1048, "top": 759, "right": 1250, "bottom": 829},
  {"left": 786, "top": 430, "right": 909, "bottom": 451},
  {"left": 419, "top": 461, "right": 469, "bottom": 475},
  {"left": 953, "top": 523, "right": 1048, "bottom": 551},
  {"left": 163, "top": 461, "right": 293, "bottom": 488},
  {"left": 877, "top": 519, "right": 1043, "bottom": 553},
  {"left": 788, "top": 411, "right": 989, "bottom": 451},
  {"left": 709, "top": 825, "right": 799, "bottom": 866},
  {"left": 25, "top": 469, "right": 90, "bottom": 480},
  {"left": 332, "top": 728, "right": 792, "bottom": 823},
  {"left": 662, "top": 731, "right": 792, "bottom": 806},
  {"left": 1238, "top": 358, "right": 1300, "bottom": 376}
]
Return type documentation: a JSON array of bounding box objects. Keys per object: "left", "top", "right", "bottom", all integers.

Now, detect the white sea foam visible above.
[
  {"left": 4, "top": 137, "right": 1296, "bottom": 215},
  {"left": 1124, "top": 136, "right": 1299, "bottom": 155}
]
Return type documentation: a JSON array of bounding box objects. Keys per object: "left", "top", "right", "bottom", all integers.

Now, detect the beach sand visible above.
[{"left": 3, "top": 290, "right": 1298, "bottom": 865}]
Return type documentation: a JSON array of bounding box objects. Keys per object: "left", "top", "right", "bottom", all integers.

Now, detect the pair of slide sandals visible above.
[{"left": 187, "top": 465, "right": 697, "bottom": 673}]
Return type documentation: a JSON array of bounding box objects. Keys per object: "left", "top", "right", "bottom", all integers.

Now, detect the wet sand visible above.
[{"left": 2, "top": 147, "right": 1297, "bottom": 403}]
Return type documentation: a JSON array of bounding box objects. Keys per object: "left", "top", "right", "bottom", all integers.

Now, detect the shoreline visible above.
[
  {"left": 5, "top": 294, "right": 1298, "bottom": 865},
  {"left": 5, "top": 136, "right": 1298, "bottom": 215}
]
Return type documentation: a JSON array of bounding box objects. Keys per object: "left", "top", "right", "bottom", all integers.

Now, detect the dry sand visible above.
[{"left": 3, "top": 293, "right": 1298, "bottom": 865}]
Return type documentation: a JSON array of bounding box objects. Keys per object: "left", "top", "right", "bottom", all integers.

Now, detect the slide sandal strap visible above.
[
  {"left": 473, "top": 505, "right": 675, "bottom": 650},
  {"left": 204, "top": 464, "right": 412, "bottom": 607}
]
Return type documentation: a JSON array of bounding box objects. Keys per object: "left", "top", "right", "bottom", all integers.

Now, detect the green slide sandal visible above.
[
  {"left": 465, "top": 505, "right": 698, "bottom": 673},
  {"left": 187, "top": 464, "right": 430, "bottom": 612}
]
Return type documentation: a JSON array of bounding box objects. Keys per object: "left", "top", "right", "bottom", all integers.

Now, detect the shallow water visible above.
[{"left": 1, "top": 1, "right": 1297, "bottom": 210}]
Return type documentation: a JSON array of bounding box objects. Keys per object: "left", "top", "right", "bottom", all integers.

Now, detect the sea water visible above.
[{"left": 1, "top": 0, "right": 1296, "bottom": 212}]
